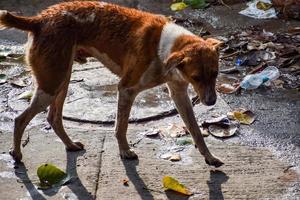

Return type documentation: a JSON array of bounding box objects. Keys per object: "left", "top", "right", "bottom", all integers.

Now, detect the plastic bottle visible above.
[{"left": 240, "top": 66, "right": 280, "bottom": 90}]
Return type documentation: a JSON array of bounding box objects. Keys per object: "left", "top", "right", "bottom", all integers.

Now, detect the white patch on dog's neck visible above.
[{"left": 158, "top": 23, "right": 194, "bottom": 62}]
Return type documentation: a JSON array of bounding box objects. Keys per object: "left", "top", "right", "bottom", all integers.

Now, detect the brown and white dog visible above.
[{"left": 0, "top": 1, "right": 223, "bottom": 167}]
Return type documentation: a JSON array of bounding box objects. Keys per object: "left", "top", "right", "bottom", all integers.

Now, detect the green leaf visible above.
[
  {"left": 0, "top": 74, "right": 7, "bottom": 84},
  {"left": 37, "top": 163, "right": 71, "bottom": 189},
  {"left": 176, "top": 138, "right": 193, "bottom": 146},
  {"left": 170, "top": 2, "right": 188, "bottom": 11},
  {"left": 184, "top": 0, "right": 207, "bottom": 9}
]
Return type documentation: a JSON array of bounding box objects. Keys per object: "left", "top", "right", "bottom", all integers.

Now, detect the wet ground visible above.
[{"left": 0, "top": 0, "right": 300, "bottom": 199}]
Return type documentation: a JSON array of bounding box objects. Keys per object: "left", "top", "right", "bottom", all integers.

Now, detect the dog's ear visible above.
[
  {"left": 206, "top": 38, "right": 223, "bottom": 50},
  {"left": 164, "top": 52, "right": 186, "bottom": 72}
]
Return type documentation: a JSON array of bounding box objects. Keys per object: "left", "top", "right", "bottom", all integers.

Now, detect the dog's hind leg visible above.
[
  {"left": 46, "top": 46, "right": 84, "bottom": 151},
  {"left": 10, "top": 89, "right": 54, "bottom": 163},
  {"left": 47, "top": 75, "right": 84, "bottom": 151}
]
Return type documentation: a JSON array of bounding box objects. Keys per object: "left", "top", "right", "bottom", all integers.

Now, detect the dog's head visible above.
[{"left": 165, "top": 38, "right": 222, "bottom": 106}]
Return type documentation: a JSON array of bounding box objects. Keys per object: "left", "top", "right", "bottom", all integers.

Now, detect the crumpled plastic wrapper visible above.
[{"left": 239, "top": 0, "right": 277, "bottom": 19}]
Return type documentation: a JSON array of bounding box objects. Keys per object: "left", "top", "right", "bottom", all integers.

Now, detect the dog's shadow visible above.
[
  {"left": 122, "top": 159, "right": 155, "bottom": 200},
  {"left": 14, "top": 150, "right": 93, "bottom": 200},
  {"left": 207, "top": 170, "right": 229, "bottom": 200}
]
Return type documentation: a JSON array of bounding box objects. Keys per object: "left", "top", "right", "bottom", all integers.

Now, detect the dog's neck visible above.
[{"left": 158, "top": 22, "right": 194, "bottom": 62}]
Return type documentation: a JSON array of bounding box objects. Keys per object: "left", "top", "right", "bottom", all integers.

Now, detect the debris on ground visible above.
[
  {"left": 162, "top": 176, "right": 193, "bottom": 196},
  {"left": 142, "top": 129, "right": 161, "bottom": 138},
  {"left": 37, "top": 163, "right": 72, "bottom": 190},
  {"left": 228, "top": 109, "right": 256, "bottom": 125},
  {"left": 239, "top": 0, "right": 277, "bottom": 19},
  {"left": 219, "top": 27, "right": 300, "bottom": 90},
  {"left": 176, "top": 138, "right": 193, "bottom": 146},
  {"left": 169, "top": 154, "right": 182, "bottom": 162},
  {"left": 165, "top": 124, "right": 189, "bottom": 138},
  {"left": 272, "top": 0, "right": 300, "bottom": 19},
  {"left": 202, "top": 115, "right": 239, "bottom": 138},
  {"left": 0, "top": 74, "right": 7, "bottom": 84},
  {"left": 17, "top": 90, "right": 33, "bottom": 100},
  {"left": 122, "top": 179, "right": 129, "bottom": 186},
  {"left": 170, "top": 0, "right": 207, "bottom": 11},
  {"left": 240, "top": 66, "right": 280, "bottom": 90}
]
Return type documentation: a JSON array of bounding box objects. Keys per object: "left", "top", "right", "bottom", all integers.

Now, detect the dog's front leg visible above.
[
  {"left": 167, "top": 81, "right": 224, "bottom": 167},
  {"left": 115, "top": 85, "right": 138, "bottom": 159}
]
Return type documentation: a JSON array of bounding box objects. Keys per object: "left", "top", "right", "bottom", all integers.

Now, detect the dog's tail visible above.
[{"left": 0, "top": 10, "right": 39, "bottom": 32}]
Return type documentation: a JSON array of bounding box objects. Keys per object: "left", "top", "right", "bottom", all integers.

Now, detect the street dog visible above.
[{"left": 0, "top": 1, "right": 224, "bottom": 167}]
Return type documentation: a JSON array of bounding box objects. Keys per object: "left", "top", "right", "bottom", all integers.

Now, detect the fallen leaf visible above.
[
  {"left": 169, "top": 154, "right": 181, "bottom": 162},
  {"left": 170, "top": 2, "right": 188, "bottom": 11},
  {"left": 228, "top": 109, "right": 256, "bottom": 125},
  {"left": 166, "top": 124, "right": 188, "bottom": 138},
  {"left": 122, "top": 179, "right": 129, "bottom": 186},
  {"left": 162, "top": 176, "right": 192, "bottom": 196},
  {"left": 17, "top": 90, "right": 33, "bottom": 100},
  {"left": 37, "top": 163, "right": 71, "bottom": 189},
  {"left": 176, "top": 138, "right": 193, "bottom": 146},
  {"left": 0, "top": 74, "right": 7, "bottom": 84}
]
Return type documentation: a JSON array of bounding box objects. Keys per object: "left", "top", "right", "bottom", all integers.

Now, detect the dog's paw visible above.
[
  {"left": 205, "top": 156, "right": 224, "bottom": 168},
  {"left": 120, "top": 149, "right": 138, "bottom": 160},
  {"left": 66, "top": 141, "right": 84, "bottom": 151},
  {"left": 9, "top": 149, "right": 22, "bottom": 163}
]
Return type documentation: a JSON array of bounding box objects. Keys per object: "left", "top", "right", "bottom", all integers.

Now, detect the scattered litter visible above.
[
  {"left": 169, "top": 154, "right": 182, "bottom": 162},
  {"left": 0, "top": 74, "right": 7, "bottom": 84},
  {"left": 176, "top": 138, "right": 193, "bottom": 146},
  {"left": 122, "top": 179, "right": 129, "bottom": 186},
  {"left": 202, "top": 115, "right": 231, "bottom": 128},
  {"left": 200, "top": 127, "right": 210, "bottom": 137},
  {"left": 161, "top": 153, "right": 173, "bottom": 160},
  {"left": 228, "top": 109, "right": 256, "bottom": 125},
  {"left": 37, "top": 163, "right": 72, "bottom": 190},
  {"left": 217, "top": 83, "right": 237, "bottom": 94},
  {"left": 17, "top": 90, "right": 33, "bottom": 100},
  {"left": 142, "top": 129, "right": 161, "bottom": 138},
  {"left": 202, "top": 115, "right": 239, "bottom": 138},
  {"left": 162, "top": 176, "right": 193, "bottom": 196},
  {"left": 240, "top": 66, "right": 280, "bottom": 90},
  {"left": 10, "top": 78, "right": 29, "bottom": 88},
  {"left": 239, "top": 0, "right": 277, "bottom": 19},
  {"left": 166, "top": 124, "right": 188, "bottom": 138},
  {"left": 208, "top": 124, "right": 238, "bottom": 138}
]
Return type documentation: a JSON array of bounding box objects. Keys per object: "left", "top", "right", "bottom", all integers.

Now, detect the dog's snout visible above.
[
  {"left": 203, "top": 88, "right": 217, "bottom": 106},
  {"left": 204, "top": 97, "right": 216, "bottom": 106}
]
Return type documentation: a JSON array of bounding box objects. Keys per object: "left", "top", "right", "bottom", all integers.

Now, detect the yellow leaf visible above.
[
  {"left": 162, "top": 176, "right": 192, "bottom": 196},
  {"left": 233, "top": 110, "right": 255, "bottom": 125},
  {"left": 170, "top": 2, "right": 188, "bottom": 11},
  {"left": 256, "top": 1, "right": 272, "bottom": 11}
]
